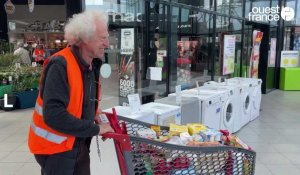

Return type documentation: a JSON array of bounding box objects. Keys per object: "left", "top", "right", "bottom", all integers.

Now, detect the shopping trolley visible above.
[{"left": 102, "top": 108, "right": 256, "bottom": 175}]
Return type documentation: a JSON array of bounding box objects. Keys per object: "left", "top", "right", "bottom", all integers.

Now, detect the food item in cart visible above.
[
  {"left": 151, "top": 125, "right": 161, "bottom": 137},
  {"left": 229, "top": 135, "right": 251, "bottom": 150},
  {"left": 179, "top": 132, "right": 193, "bottom": 144},
  {"left": 192, "top": 134, "right": 204, "bottom": 142},
  {"left": 187, "top": 123, "right": 207, "bottom": 135},
  {"left": 137, "top": 128, "right": 157, "bottom": 139},
  {"left": 159, "top": 136, "right": 170, "bottom": 142},
  {"left": 169, "top": 123, "right": 188, "bottom": 136},
  {"left": 165, "top": 136, "right": 185, "bottom": 145},
  {"left": 200, "top": 129, "right": 222, "bottom": 142}
]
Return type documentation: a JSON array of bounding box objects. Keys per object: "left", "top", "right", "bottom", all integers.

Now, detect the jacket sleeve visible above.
[{"left": 41, "top": 57, "right": 100, "bottom": 138}]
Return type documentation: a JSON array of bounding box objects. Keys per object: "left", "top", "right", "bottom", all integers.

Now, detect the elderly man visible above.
[
  {"left": 13, "top": 42, "right": 31, "bottom": 65},
  {"left": 28, "top": 10, "right": 114, "bottom": 175}
]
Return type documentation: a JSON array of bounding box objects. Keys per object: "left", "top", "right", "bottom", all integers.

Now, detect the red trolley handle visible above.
[{"left": 102, "top": 132, "right": 132, "bottom": 151}]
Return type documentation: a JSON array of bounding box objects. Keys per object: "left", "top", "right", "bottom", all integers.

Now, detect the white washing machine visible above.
[
  {"left": 103, "top": 106, "right": 156, "bottom": 124},
  {"left": 226, "top": 78, "right": 252, "bottom": 128},
  {"left": 203, "top": 81, "right": 243, "bottom": 133},
  {"left": 192, "top": 86, "right": 236, "bottom": 133},
  {"left": 141, "top": 102, "right": 181, "bottom": 126},
  {"left": 169, "top": 90, "right": 224, "bottom": 131},
  {"left": 228, "top": 78, "right": 262, "bottom": 121}
]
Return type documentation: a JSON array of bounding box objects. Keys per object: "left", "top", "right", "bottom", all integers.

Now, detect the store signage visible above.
[
  {"left": 4, "top": 94, "right": 13, "bottom": 108},
  {"left": 28, "top": 0, "right": 34, "bottom": 12},
  {"left": 280, "top": 51, "right": 299, "bottom": 67},
  {"left": 4, "top": 0, "right": 15, "bottom": 15},
  {"left": 269, "top": 38, "right": 277, "bottom": 66},
  {"left": 121, "top": 28, "right": 134, "bottom": 55},
  {"left": 248, "top": 5, "right": 295, "bottom": 22},
  {"left": 127, "top": 94, "right": 141, "bottom": 114},
  {"left": 106, "top": 10, "right": 142, "bottom": 22},
  {"left": 250, "top": 30, "right": 263, "bottom": 78},
  {"left": 223, "top": 35, "right": 236, "bottom": 75}
]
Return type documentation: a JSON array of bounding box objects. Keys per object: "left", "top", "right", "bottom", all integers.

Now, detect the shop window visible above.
[
  {"left": 230, "top": 0, "right": 243, "bottom": 18},
  {"left": 169, "top": 6, "right": 213, "bottom": 93},
  {"left": 86, "top": 0, "right": 146, "bottom": 106}
]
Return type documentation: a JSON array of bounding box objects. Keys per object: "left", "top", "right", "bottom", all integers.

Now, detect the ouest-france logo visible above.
[{"left": 248, "top": 5, "right": 295, "bottom": 22}]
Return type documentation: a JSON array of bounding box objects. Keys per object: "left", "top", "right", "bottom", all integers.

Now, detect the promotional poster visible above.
[{"left": 250, "top": 30, "right": 263, "bottom": 78}]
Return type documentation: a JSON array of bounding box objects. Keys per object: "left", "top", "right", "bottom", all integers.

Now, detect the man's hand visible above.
[
  {"left": 95, "top": 115, "right": 101, "bottom": 124},
  {"left": 98, "top": 123, "right": 114, "bottom": 135},
  {"left": 95, "top": 113, "right": 109, "bottom": 124}
]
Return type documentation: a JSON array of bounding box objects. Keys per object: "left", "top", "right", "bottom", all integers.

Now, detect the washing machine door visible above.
[
  {"left": 223, "top": 99, "right": 234, "bottom": 130},
  {"left": 243, "top": 93, "right": 251, "bottom": 115},
  {"left": 252, "top": 86, "right": 261, "bottom": 111}
]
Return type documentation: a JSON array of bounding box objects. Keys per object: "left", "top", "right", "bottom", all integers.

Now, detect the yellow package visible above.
[
  {"left": 159, "top": 136, "right": 169, "bottom": 142},
  {"left": 169, "top": 123, "right": 188, "bottom": 136},
  {"left": 151, "top": 125, "right": 161, "bottom": 137},
  {"left": 187, "top": 123, "right": 207, "bottom": 135}
]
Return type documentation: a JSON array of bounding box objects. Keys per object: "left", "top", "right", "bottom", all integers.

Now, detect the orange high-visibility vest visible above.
[{"left": 28, "top": 47, "right": 101, "bottom": 155}]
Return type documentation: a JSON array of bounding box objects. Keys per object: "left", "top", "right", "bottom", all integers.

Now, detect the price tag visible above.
[
  {"left": 127, "top": 93, "right": 141, "bottom": 114},
  {"left": 175, "top": 85, "right": 181, "bottom": 105}
]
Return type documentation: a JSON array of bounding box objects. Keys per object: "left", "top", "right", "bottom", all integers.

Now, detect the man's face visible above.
[{"left": 86, "top": 22, "right": 109, "bottom": 59}]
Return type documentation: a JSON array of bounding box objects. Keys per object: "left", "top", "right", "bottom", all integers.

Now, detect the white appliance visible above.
[
  {"left": 203, "top": 81, "right": 244, "bottom": 133},
  {"left": 103, "top": 106, "right": 156, "bottom": 124},
  {"left": 191, "top": 86, "right": 236, "bottom": 133},
  {"left": 141, "top": 102, "right": 181, "bottom": 126},
  {"left": 155, "top": 96, "right": 200, "bottom": 124},
  {"left": 169, "top": 90, "right": 224, "bottom": 131},
  {"left": 228, "top": 77, "right": 262, "bottom": 121},
  {"left": 226, "top": 78, "right": 252, "bottom": 127}
]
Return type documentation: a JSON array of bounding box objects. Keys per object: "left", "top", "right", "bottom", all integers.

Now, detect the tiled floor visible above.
[{"left": 0, "top": 90, "right": 300, "bottom": 174}]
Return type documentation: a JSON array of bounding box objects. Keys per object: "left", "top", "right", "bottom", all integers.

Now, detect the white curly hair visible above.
[{"left": 64, "top": 10, "right": 108, "bottom": 45}]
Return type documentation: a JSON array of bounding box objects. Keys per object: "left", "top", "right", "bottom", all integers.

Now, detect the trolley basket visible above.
[{"left": 102, "top": 108, "right": 256, "bottom": 175}]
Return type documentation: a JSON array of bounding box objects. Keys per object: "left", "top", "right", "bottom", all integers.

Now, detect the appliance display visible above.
[
  {"left": 200, "top": 83, "right": 240, "bottom": 133},
  {"left": 229, "top": 77, "right": 262, "bottom": 121},
  {"left": 203, "top": 81, "right": 244, "bottom": 132},
  {"left": 103, "top": 106, "right": 156, "bottom": 124},
  {"left": 226, "top": 78, "right": 252, "bottom": 127},
  {"left": 188, "top": 87, "right": 236, "bottom": 133},
  {"left": 141, "top": 102, "right": 181, "bottom": 126},
  {"left": 169, "top": 90, "right": 223, "bottom": 131},
  {"left": 155, "top": 96, "right": 200, "bottom": 125}
]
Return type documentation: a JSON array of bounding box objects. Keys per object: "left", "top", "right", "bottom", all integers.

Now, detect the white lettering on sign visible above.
[
  {"left": 4, "top": 94, "right": 13, "bottom": 108},
  {"left": 106, "top": 10, "right": 142, "bottom": 22}
]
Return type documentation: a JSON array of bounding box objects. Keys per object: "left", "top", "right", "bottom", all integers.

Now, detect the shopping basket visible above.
[{"left": 102, "top": 108, "right": 256, "bottom": 175}]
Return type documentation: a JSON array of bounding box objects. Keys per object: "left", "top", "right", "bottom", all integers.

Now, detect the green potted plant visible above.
[{"left": 12, "top": 66, "right": 42, "bottom": 109}]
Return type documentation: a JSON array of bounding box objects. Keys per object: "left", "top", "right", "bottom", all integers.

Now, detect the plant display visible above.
[
  {"left": 0, "top": 65, "right": 42, "bottom": 93},
  {"left": 12, "top": 66, "right": 42, "bottom": 93},
  {"left": 0, "top": 54, "right": 18, "bottom": 68}
]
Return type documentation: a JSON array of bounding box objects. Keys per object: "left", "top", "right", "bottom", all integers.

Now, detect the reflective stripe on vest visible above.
[
  {"left": 30, "top": 122, "right": 67, "bottom": 144},
  {"left": 35, "top": 103, "right": 43, "bottom": 116}
]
